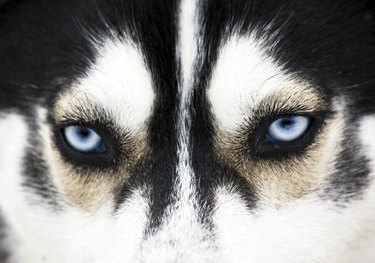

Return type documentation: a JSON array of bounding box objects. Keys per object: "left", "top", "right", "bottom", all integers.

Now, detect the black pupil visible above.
[
  {"left": 281, "top": 118, "right": 294, "bottom": 128},
  {"left": 78, "top": 127, "right": 90, "bottom": 138}
]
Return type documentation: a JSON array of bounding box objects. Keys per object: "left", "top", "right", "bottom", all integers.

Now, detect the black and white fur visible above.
[{"left": 0, "top": 0, "right": 375, "bottom": 262}]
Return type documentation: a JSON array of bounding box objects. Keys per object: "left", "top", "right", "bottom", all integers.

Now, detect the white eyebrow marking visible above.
[
  {"left": 58, "top": 38, "right": 155, "bottom": 135},
  {"left": 208, "top": 34, "right": 301, "bottom": 133}
]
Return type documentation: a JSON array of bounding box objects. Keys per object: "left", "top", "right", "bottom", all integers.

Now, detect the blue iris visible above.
[
  {"left": 63, "top": 125, "right": 103, "bottom": 153},
  {"left": 267, "top": 116, "right": 310, "bottom": 142}
]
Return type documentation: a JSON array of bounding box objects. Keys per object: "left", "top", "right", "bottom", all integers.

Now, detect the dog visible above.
[{"left": 0, "top": 0, "right": 375, "bottom": 262}]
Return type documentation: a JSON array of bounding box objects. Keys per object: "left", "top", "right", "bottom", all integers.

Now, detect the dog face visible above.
[{"left": 0, "top": 0, "right": 375, "bottom": 262}]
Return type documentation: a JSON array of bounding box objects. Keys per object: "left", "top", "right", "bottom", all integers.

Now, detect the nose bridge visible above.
[
  {"left": 174, "top": 0, "right": 200, "bottom": 209},
  {"left": 172, "top": 0, "right": 226, "bottom": 225},
  {"left": 137, "top": 0, "right": 217, "bottom": 258}
]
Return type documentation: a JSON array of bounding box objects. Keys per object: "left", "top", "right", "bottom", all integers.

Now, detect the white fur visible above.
[
  {"left": 208, "top": 35, "right": 296, "bottom": 133},
  {"left": 7, "top": 192, "right": 150, "bottom": 263},
  {"left": 178, "top": 0, "right": 200, "bottom": 85},
  {"left": 0, "top": 113, "right": 30, "bottom": 245},
  {"left": 212, "top": 184, "right": 375, "bottom": 263},
  {"left": 71, "top": 38, "right": 154, "bottom": 134},
  {"left": 359, "top": 115, "right": 375, "bottom": 162}
]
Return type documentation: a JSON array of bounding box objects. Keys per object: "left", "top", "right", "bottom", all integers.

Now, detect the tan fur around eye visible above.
[
  {"left": 214, "top": 94, "right": 344, "bottom": 206},
  {"left": 48, "top": 89, "right": 152, "bottom": 211},
  {"left": 47, "top": 124, "right": 149, "bottom": 212}
]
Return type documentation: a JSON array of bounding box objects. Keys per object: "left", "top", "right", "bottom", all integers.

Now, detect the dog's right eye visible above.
[
  {"left": 63, "top": 125, "right": 105, "bottom": 153},
  {"left": 54, "top": 124, "right": 117, "bottom": 168}
]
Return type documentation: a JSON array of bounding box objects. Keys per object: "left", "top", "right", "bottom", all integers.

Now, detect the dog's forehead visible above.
[{"left": 1, "top": 0, "right": 373, "bottom": 111}]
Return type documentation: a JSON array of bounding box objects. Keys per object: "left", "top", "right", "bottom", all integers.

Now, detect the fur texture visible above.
[{"left": 0, "top": 0, "right": 375, "bottom": 262}]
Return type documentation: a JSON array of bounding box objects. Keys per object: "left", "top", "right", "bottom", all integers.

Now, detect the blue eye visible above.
[
  {"left": 63, "top": 125, "right": 104, "bottom": 153},
  {"left": 267, "top": 116, "right": 311, "bottom": 142}
]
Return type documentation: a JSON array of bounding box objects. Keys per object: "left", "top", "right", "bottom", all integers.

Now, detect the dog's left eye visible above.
[
  {"left": 63, "top": 125, "right": 105, "bottom": 153},
  {"left": 250, "top": 114, "right": 320, "bottom": 158},
  {"left": 267, "top": 116, "right": 310, "bottom": 143}
]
